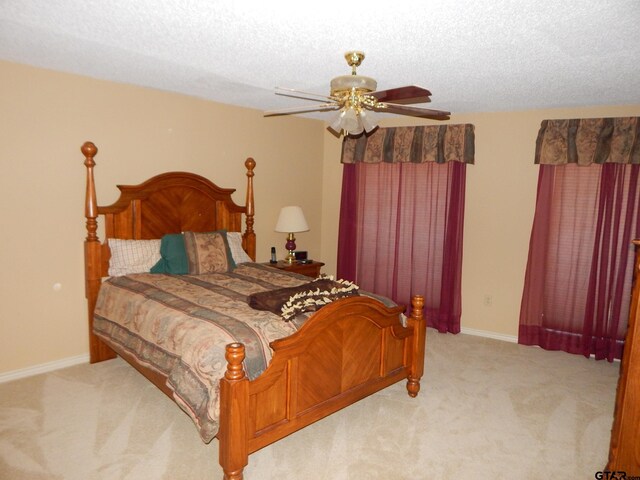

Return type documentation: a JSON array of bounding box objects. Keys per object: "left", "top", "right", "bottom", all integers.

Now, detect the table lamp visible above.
[{"left": 275, "top": 206, "right": 309, "bottom": 264}]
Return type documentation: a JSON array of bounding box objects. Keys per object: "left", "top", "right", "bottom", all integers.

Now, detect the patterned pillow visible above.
[
  {"left": 226, "top": 231, "right": 253, "bottom": 264},
  {"left": 108, "top": 238, "right": 161, "bottom": 276},
  {"left": 183, "top": 231, "right": 236, "bottom": 274}
]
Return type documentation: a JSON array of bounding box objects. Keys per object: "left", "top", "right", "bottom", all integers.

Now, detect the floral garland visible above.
[{"left": 280, "top": 275, "right": 359, "bottom": 321}]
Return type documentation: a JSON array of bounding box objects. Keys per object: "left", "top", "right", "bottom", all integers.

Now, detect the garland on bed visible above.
[{"left": 280, "top": 275, "right": 359, "bottom": 321}]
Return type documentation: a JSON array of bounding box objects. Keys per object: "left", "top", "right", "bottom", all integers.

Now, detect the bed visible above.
[{"left": 81, "top": 141, "right": 427, "bottom": 480}]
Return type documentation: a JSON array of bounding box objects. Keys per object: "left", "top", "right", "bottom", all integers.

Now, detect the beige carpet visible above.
[{"left": 0, "top": 332, "right": 620, "bottom": 480}]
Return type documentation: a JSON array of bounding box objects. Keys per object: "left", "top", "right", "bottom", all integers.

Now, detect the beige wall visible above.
[
  {"left": 2, "top": 58, "right": 639, "bottom": 375},
  {"left": 0, "top": 60, "right": 324, "bottom": 373},
  {"left": 320, "top": 105, "right": 640, "bottom": 338}
]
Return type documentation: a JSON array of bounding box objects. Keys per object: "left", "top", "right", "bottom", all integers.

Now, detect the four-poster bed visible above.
[{"left": 81, "top": 141, "right": 427, "bottom": 479}]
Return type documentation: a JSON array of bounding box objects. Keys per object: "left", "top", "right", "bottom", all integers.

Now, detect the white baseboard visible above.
[
  {"left": 460, "top": 327, "right": 518, "bottom": 343},
  {"left": 459, "top": 328, "right": 623, "bottom": 362},
  {"left": 0, "top": 353, "right": 90, "bottom": 384}
]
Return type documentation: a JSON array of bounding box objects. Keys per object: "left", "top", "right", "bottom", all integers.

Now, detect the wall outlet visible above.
[{"left": 483, "top": 294, "right": 492, "bottom": 306}]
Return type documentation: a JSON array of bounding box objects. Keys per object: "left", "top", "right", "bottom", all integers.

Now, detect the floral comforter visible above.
[{"left": 93, "top": 263, "right": 313, "bottom": 442}]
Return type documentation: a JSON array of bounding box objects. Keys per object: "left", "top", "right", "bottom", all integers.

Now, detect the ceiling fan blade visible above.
[
  {"left": 275, "top": 87, "right": 335, "bottom": 103},
  {"left": 373, "top": 103, "right": 451, "bottom": 120},
  {"left": 264, "top": 103, "right": 340, "bottom": 117},
  {"left": 367, "top": 85, "right": 432, "bottom": 105}
]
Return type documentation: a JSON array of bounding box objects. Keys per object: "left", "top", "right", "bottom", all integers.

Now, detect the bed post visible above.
[
  {"left": 218, "top": 343, "right": 249, "bottom": 480},
  {"left": 243, "top": 158, "right": 256, "bottom": 261},
  {"left": 406, "top": 295, "right": 426, "bottom": 397},
  {"left": 82, "top": 141, "right": 116, "bottom": 364}
]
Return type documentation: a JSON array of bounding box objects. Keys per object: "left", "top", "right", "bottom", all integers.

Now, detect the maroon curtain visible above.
[
  {"left": 519, "top": 163, "right": 640, "bottom": 361},
  {"left": 337, "top": 161, "right": 466, "bottom": 333}
]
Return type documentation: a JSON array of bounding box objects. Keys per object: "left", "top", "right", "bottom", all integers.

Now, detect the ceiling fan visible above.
[{"left": 264, "top": 51, "right": 450, "bottom": 136}]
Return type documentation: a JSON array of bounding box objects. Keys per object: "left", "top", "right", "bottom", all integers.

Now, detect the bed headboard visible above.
[{"left": 82, "top": 141, "right": 256, "bottom": 362}]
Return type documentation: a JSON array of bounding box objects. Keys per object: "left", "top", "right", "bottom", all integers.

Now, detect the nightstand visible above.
[{"left": 263, "top": 260, "right": 325, "bottom": 278}]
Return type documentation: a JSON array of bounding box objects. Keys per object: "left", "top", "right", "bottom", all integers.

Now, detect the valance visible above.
[
  {"left": 341, "top": 124, "right": 475, "bottom": 164},
  {"left": 535, "top": 117, "right": 640, "bottom": 165}
]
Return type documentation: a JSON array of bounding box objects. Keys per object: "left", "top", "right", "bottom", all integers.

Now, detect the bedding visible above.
[
  {"left": 108, "top": 238, "right": 162, "bottom": 276},
  {"left": 248, "top": 277, "right": 360, "bottom": 320},
  {"left": 150, "top": 231, "right": 251, "bottom": 275},
  {"left": 183, "top": 231, "right": 235, "bottom": 274},
  {"left": 150, "top": 234, "right": 189, "bottom": 274},
  {"left": 93, "top": 263, "right": 319, "bottom": 442},
  {"left": 226, "top": 231, "right": 253, "bottom": 264}
]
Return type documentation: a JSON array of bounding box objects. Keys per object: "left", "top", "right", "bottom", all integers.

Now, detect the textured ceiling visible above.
[{"left": 1, "top": 1, "right": 639, "bottom": 121}]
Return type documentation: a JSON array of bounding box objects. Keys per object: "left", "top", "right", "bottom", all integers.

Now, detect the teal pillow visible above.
[{"left": 150, "top": 234, "right": 188, "bottom": 274}]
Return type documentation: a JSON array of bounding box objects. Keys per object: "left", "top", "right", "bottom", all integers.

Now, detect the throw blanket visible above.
[
  {"left": 93, "top": 263, "right": 315, "bottom": 442},
  {"left": 247, "top": 277, "right": 359, "bottom": 320}
]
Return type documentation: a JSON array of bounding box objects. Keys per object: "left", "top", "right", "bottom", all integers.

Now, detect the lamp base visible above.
[
  {"left": 284, "top": 233, "right": 296, "bottom": 264},
  {"left": 284, "top": 250, "right": 296, "bottom": 264}
]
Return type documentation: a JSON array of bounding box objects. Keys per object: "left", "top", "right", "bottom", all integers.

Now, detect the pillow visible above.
[
  {"left": 108, "top": 238, "right": 161, "bottom": 276},
  {"left": 247, "top": 277, "right": 359, "bottom": 321},
  {"left": 150, "top": 234, "right": 189, "bottom": 274},
  {"left": 226, "top": 231, "right": 253, "bottom": 264},
  {"left": 183, "top": 231, "right": 236, "bottom": 274}
]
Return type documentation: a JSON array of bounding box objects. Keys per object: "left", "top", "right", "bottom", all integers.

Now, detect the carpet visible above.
[{"left": 0, "top": 332, "right": 620, "bottom": 479}]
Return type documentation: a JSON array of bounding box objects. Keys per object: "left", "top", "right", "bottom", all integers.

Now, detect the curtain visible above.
[
  {"left": 520, "top": 117, "right": 640, "bottom": 361},
  {"left": 338, "top": 125, "right": 472, "bottom": 333},
  {"left": 341, "top": 124, "right": 475, "bottom": 165},
  {"left": 535, "top": 117, "right": 640, "bottom": 165}
]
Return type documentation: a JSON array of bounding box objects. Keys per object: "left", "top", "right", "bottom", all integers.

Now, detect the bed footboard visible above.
[{"left": 218, "top": 294, "right": 426, "bottom": 480}]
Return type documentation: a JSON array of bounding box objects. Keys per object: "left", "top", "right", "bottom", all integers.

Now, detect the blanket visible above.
[{"left": 93, "top": 263, "right": 313, "bottom": 442}]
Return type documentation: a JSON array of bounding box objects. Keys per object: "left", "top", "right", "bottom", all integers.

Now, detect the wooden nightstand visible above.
[{"left": 263, "top": 260, "right": 325, "bottom": 278}]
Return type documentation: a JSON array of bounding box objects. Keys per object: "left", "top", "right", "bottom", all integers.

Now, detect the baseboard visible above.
[
  {"left": 460, "top": 328, "right": 624, "bottom": 364},
  {"left": 460, "top": 327, "right": 518, "bottom": 343},
  {"left": 0, "top": 353, "right": 90, "bottom": 384}
]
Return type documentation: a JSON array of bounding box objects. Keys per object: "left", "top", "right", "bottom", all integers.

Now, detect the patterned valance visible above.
[
  {"left": 535, "top": 117, "right": 640, "bottom": 165},
  {"left": 341, "top": 124, "right": 475, "bottom": 164}
]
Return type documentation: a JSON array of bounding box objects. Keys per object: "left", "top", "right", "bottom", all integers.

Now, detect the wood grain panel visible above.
[
  {"left": 295, "top": 317, "right": 383, "bottom": 413},
  {"left": 383, "top": 329, "right": 406, "bottom": 374},
  {"left": 252, "top": 367, "right": 288, "bottom": 433},
  {"left": 140, "top": 187, "right": 218, "bottom": 237},
  {"left": 607, "top": 241, "right": 640, "bottom": 475},
  {"left": 340, "top": 318, "right": 381, "bottom": 390},
  {"left": 295, "top": 327, "right": 343, "bottom": 411},
  {"left": 98, "top": 171, "right": 247, "bottom": 240}
]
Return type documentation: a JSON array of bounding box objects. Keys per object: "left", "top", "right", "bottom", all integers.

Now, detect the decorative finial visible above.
[
  {"left": 81, "top": 141, "right": 97, "bottom": 159},
  {"left": 244, "top": 157, "right": 256, "bottom": 173}
]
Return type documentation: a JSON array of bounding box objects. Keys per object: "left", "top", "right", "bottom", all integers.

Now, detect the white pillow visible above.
[
  {"left": 108, "top": 239, "right": 161, "bottom": 276},
  {"left": 226, "top": 232, "right": 253, "bottom": 264}
]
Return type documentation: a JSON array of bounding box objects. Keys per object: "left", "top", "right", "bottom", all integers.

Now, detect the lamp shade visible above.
[{"left": 275, "top": 206, "right": 309, "bottom": 233}]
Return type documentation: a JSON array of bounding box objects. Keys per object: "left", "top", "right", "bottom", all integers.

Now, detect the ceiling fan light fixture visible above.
[
  {"left": 342, "top": 107, "right": 364, "bottom": 135},
  {"left": 330, "top": 75, "right": 377, "bottom": 96},
  {"left": 329, "top": 107, "right": 371, "bottom": 136},
  {"left": 359, "top": 109, "right": 378, "bottom": 133},
  {"left": 350, "top": 123, "right": 365, "bottom": 136},
  {"left": 329, "top": 110, "right": 346, "bottom": 133}
]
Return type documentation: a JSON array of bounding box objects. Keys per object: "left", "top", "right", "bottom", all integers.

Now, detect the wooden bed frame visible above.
[{"left": 81, "top": 141, "right": 427, "bottom": 480}]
